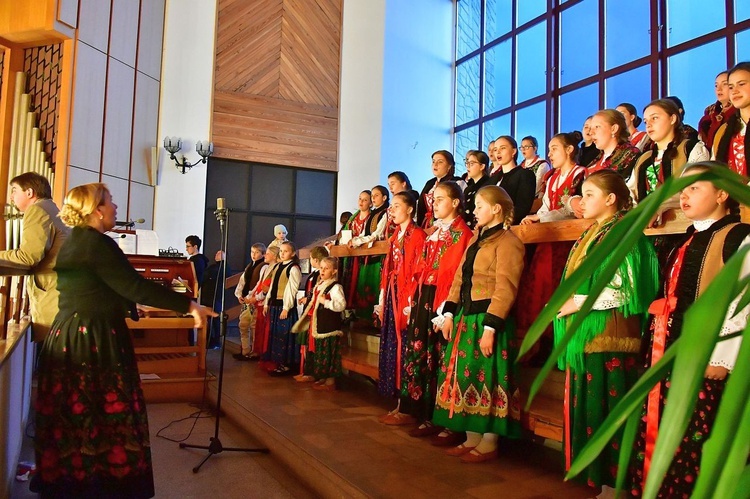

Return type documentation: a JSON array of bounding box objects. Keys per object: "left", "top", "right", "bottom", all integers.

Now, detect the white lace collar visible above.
[{"left": 693, "top": 219, "right": 718, "bottom": 232}]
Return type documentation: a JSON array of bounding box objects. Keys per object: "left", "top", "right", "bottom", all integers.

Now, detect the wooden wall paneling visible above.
[
  {"left": 129, "top": 71, "right": 159, "bottom": 186},
  {"left": 77, "top": 0, "right": 111, "bottom": 53},
  {"left": 214, "top": 0, "right": 283, "bottom": 96},
  {"left": 67, "top": 40, "right": 106, "bottom": 172},
  {"left": 136, "top": 0, "right": 165, "bottom": 80},
  {"left": 101, "top": 57, "right": 135, "bottom": 179},
  {"left": 128, "top": 181, "right": 154, "bottom": 230},
  {"left": 212, "top": 0, "right": 342, "bottom": 171},
  {"left": 66, "top": 164, "right": 100, "bottom": 189},
  {"left": 108, "top": 0, "right": 139, "bottom": 67},
  {"left": 279, "top": 0, "right": 341, "bottom": 107},
  {"left": 57, "top": 0, "right": 79, "bottom": 29}
]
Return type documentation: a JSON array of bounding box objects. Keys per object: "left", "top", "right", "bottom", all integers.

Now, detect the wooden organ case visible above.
[{"left": 126, "top": 254, "right": 211, "bottom": 402}]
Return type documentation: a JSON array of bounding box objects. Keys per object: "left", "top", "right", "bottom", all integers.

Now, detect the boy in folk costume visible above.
[{"left": 233, "top": 243, "right": 267, "bottom": 361}]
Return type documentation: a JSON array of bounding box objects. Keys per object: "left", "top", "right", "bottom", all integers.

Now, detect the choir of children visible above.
[{"left": 221, "top": 62, "right": 748, "bottom": 497}]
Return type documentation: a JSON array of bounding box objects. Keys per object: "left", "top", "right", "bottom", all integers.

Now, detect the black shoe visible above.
[
  {"left": 233, "top": 353, "right": 251, "bottom": 361},
  {"left": 268, "top": 366, "right": 292, "bottom": 377}
]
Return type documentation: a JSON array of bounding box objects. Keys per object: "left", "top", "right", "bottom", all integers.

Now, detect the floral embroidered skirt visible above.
[
  {"left": 262, "top": 305, "right": 300, "bottom": 368},
  {"left": 566, "top": 352, "right": 639, "bottom": 490},
  {"left": 399, "top": 284, "right": 444, "bottom": 422},
  {"left": 432, "top": 310, "right": 521, "bottom": 437},
  {"left": 313, "top": 335, "right": 342, "bottom": 380},
  {"left": 627, "top": 375, "right": 726, "bottom": 498},
  {"left": 33, "top": 313, "right": 155, "bottom": 498},
  {"left": 378, "top": 289, "right": 407, "bottom": 398}
]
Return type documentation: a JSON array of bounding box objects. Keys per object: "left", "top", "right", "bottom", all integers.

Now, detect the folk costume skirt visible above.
[
  {"left": 263, "top": 305, "right": 300, "bottom": 368},
  {"left": 432, "top": 310, "right": 521, "bottom": 437},
  {"left": 566, "top": 352, "right": 640, "bottom": 490},
  {"left": 33, "top": 313, "right": 155, "bottom": 499},
  {"left": 399, "top": 284, "right": 444, "bottom": 421}
]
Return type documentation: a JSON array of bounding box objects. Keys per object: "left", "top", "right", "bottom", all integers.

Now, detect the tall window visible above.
[{"left": 454, "top": 0, "right": 750, "bottom": 167}]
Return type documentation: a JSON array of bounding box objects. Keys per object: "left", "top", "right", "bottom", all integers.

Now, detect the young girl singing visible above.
[
  {"left": 350, "top": 185, "right": 391, "bottom": 321},
  {"left": 629, "top": 161, "right": 750, "bottom": 498},
  {"left": 432, "top": 185, "right": 525, "bottom": 463},
  {"left": 341, "top": 190, "right": 372, "bottom": 310},
  {"left": 376, "top": 192, "right": 427, "bottom": 410},
  {"left": 294, "top": 246, "right": 329, "bottom": 381},
  {"left": 555, "top": 170, "right": 659, "bottom": 494},
  {"left": 293, "top": 256, "right": 347, "bottom": 391},
  {"left": 263, "top": 241, "right": 302, "bottom": 376},
  {"left": 387, "top": 182, "right": 472, "bottom": 431},
  {"left": 519, "top": 132, "right": 588, "bottom": 357},
  {"left": 713, "top": 61, "right": 750, "bottom": 176}
]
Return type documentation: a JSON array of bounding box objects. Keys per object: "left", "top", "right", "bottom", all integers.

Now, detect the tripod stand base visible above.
[{"left": 180, "top": 437, "right": 270, "bottom": 473}]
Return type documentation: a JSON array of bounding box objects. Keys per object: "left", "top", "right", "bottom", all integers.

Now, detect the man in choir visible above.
[{"left": 0, "top": 172, "right": 69, "bottom": 342}]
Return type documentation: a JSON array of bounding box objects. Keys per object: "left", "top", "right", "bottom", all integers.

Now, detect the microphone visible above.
[{"left": 115, "top": 218, "right": 145, "bottom": 228}]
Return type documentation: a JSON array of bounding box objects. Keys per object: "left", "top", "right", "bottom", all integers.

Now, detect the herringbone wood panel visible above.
[{"left": 213, "top": 0, "right": 342, "bottom": 171}]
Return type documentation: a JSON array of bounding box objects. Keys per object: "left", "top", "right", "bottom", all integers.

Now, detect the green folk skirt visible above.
[{"left": 432, "top": 310, "right": 522, "bottom": 437}]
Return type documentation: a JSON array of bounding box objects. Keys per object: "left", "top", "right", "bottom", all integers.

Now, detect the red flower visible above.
[
  {"left": 698, "top": 391, "right": 706, "bottom": 400},
  {"left": 71, "top": 402, "right": 86, "bottom": 415},
  {"left": 609, "top": 388, "right": 618, "bottom": 397},
  {"left": 610, "top": 357, "right": 621, "bottom": 368},
  {"left": 110, "top": 465, "right": 132, "bottom": 478},
  {"left": 107, "top": 445, "right": 128, "bottom": 465},
  {"left": 40, "top": 448, "right": 59, "bottom": 469},
  {"left": 105, "top": 391, "right": 119, "bottom": 403},
  {"left": 501, "top": 350, "right": 508, "bottom": 360},
  {"left": 414, "top": 340, "right": 423, "bottom": 352},
  {"left": 73, "top": 469, "right": 87, "bottom": 481},
  {"left": 586, "top": 373, "right": 593, "bottom": 381},
  {"left": 105, "top": 401, "right": 127, "bottom": 414},
  {"left": 71, "top": 453, "right": 83, "bottom": 468},
  {"left": 52, "top": 382, "right": 63, "bottom": 395},
  {"left": 463, "top": 367, "right": 470, "bottom": 378},
  {"left": 411, "top": 386, "right": 423, "bottom": 400},
  {"left": 477, "top": 369, "right": 485, "bottom": 383},
  {"left": 53, "top": 429, "right": 63, "bottom": 441},
  {"left": 586, "top": 426, "right": 593, "bottom": 436}
]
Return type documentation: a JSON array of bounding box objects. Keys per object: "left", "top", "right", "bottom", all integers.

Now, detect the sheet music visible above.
[{"left": 135, "top": 229, "right": 159, "bottom": 256}]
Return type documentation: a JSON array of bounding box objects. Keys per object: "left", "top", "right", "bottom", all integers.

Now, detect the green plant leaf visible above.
[
  {"left": 615, "top": 405, "right": 642, "bottom": 493},
  {"left": 695, "top": 324, "right": 750, "bottom": 498},
  {"left": 566, "top": 343, "right": 676, "bottom": 479},
  {"left": 733, "top": 464, "right": 750, "bottom": 499},
  {"left": 642, "top": 245, "right": 750, "bottom": 498}
]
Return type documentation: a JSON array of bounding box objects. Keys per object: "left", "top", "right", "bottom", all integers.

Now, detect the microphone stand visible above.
[{"left": 179, "top": 201, "right": 270, "bottom": 472}]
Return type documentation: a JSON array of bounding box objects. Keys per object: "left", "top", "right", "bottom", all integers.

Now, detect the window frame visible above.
[{"left": 453, "top": 0, "right": 750, "bottom": 156}]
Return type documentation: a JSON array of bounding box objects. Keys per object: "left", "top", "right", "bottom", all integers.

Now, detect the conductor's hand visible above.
[{"left": 189, "top": 302, "right": 218, "bottom": 328}]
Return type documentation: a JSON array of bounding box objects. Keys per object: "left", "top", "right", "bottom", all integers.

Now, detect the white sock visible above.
[
  {"left": 463, "top": 431, "right": 482, "bottom": 448},
  {"left": 473, "top": 433, "right": 498, "bottom": 453}
]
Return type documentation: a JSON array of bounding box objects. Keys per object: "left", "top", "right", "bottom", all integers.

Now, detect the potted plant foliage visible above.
[{"left": 519, "top": 165, "right": 750, "bottom": 499}]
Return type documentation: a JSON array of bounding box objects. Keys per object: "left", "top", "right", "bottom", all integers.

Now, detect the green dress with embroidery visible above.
[{"left": 553, "top": 213, "right": 659, "bottom": 489}]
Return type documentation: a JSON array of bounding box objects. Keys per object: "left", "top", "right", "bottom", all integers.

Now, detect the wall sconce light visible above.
[{"left": 163, "top": 137, "right": 214, "bottom": 174}]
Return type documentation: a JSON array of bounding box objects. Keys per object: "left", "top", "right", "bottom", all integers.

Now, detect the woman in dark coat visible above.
[{"left": 32, "top": 183, "right": 215, "bottom": 499}]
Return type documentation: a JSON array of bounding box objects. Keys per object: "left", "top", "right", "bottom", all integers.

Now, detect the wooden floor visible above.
[{"left": 208, "top": 345, "right": 592, "bottom": 498}]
